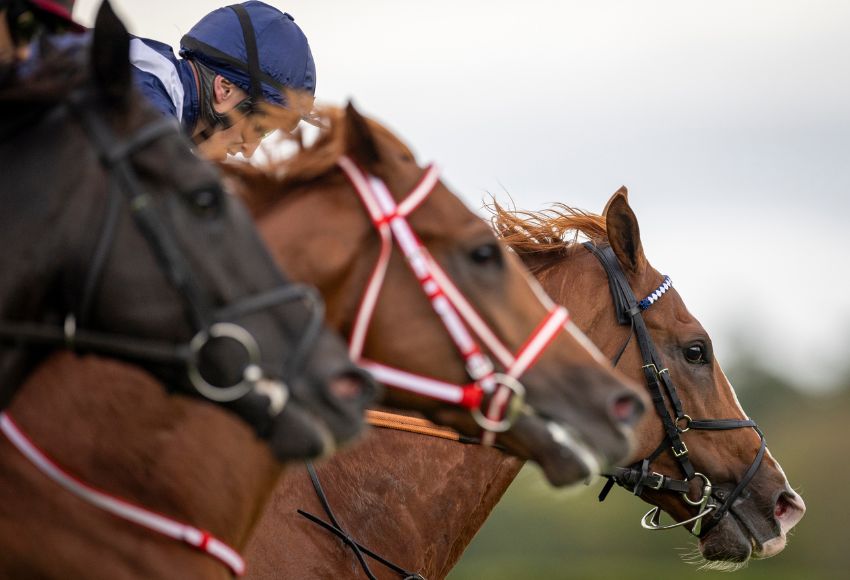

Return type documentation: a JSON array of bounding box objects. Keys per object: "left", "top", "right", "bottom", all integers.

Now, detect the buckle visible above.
[
  {"left": 646, "top": 472, "right": 665, "bottom": 490},
  {"left": 672, "top": 441, "right": 689, "bottom": 458}
]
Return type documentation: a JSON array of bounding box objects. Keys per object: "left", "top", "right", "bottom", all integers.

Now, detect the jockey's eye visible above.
[
  {"left": 469, "top": 243, "right": 503, "bottom": 268},
  {"left": 252, "top": 121, "right": 273, "bottom": 139},
  {"left": 683, "top": 343, "right": 708, "bottom": 364}
]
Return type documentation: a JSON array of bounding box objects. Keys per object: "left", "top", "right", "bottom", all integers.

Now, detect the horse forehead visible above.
[{"left": 411, "top": 195, "right": 486, "bottom": 240}]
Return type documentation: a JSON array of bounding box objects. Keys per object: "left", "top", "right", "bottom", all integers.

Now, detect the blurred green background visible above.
[{"left": 450, "top": 353, "right": 849, "bottom": 579}]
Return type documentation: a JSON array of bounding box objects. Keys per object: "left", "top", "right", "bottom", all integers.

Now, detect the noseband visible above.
[
  {"left": 585, "top": 243, "right": 766, "bottom": 536},
  {"left": 338, "top": 157, "right": 570, "bottom": 439},
  {"left": 0, "top": 89, "right": 324, "bottom": 424}
]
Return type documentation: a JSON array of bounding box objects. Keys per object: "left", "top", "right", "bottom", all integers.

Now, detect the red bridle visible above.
[{"left": 338, "top": 156, "right": 572, "bottom": 442}]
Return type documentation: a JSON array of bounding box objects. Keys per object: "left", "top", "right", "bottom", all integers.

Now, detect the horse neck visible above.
[
  {"left": 246, "top": 424, "right": 523, "bottom": 579},
  {"left": 2, "top": 352, "right": 280, "bottom": 574}
]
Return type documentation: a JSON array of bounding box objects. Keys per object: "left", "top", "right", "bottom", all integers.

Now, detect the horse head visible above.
[
  {"left": 495, "top": 188, "right": 805, "bottom": 565},
  {"left": 228, "top": 103, "right": 648, "bottom": 486}
]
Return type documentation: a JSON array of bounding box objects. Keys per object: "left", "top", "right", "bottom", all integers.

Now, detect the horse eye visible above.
[
  {"left": 469, "top": 243, "right": 503, "bottom": 267},
  {"left": 683, "top": 344, "right": 707, "bottom": 364},
  {"left": 185, "top": 188, "right": 222, "bottom": 216}
]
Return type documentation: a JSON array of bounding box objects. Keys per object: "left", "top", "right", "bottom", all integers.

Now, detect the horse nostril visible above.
[
  {"left": 773, "top": 490, "right": 806, "bottom": 536},
  {"left": 609, "top": 391, "right": 644, "bottom": 426},
  {"left": 329, "top": 376, "right": 363, "bottom": 401},
  {"left": 328, "top": 371, "right": 378, "bottom": 403},
  {"left": 776, "top": 491, "right": 805, "bottom": 521},
  {"left": 775, "top": 496, "right": 789, "bottom": 519}
]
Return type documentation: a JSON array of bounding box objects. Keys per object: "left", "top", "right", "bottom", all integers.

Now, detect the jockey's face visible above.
[
  {"left": 194, "top": 75, "right": 279, "bottom": 160},
  {"left": 196, "top": 114, "right": 267, "bottom": 161}
]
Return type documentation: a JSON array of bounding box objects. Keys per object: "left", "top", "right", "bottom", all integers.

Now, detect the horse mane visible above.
[
  {"left": 223, "top": 104, "right": 415, "bottom": 217},
  {"left": 489, "top": 200, "right": 609, "bottom": 269}
]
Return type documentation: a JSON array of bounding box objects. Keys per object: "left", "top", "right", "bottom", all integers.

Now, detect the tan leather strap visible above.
[{"left": 366, "top": 409, "right": 463, "bottom": 442}]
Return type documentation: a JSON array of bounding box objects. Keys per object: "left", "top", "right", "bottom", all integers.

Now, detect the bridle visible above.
[
  {"left": 338, "top": 156, "right": 572, "bottom": 440},
  {"left": 585, "top": 243, "right": 766, "bottom": 536}
]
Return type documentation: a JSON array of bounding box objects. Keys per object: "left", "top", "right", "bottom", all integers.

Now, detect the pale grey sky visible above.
[{"left": 74, "top": 0, "right": 850, "bottom": 391}]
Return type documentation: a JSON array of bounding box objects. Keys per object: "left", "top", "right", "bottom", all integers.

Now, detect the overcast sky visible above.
[{"left": 74, "top": 0, "right": 850, "bottom": 392}]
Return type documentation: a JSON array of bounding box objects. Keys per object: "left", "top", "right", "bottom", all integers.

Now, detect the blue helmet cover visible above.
[{"left": 180, "top": 1, "right": 316, "bottom": 105}]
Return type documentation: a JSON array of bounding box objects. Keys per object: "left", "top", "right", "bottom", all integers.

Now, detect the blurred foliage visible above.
[{"left": 449, "top": 355, "right": 850, "bottom": 579}]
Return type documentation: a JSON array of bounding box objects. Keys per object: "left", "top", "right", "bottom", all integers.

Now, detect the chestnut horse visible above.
[
  {"left": 241, "top": 190, "right": 805, "bottom": 578},
  {"left": 227, "top": 104, "right": 646, "bottom": 489},
  {"left": 0, "top": 3, "right": 375, "bottom": 577}
]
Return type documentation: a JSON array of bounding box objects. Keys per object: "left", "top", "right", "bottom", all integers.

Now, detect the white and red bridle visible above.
[{"left": 338, "top": 156, "right": 571, "bottom": 442}]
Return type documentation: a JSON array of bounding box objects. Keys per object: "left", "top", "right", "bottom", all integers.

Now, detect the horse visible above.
[
  {"left": 226, "top": 103, "right": 647, "bottom": 490},
  {"left": 239, "top": 189, "right": 805, "bottom": 578},
  {"left": 0, "top": 2, "right": 375, "bottom": 577}
]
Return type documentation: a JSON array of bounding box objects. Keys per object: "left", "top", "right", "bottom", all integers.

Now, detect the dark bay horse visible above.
[
  {"left": 0, "top": 2, "right": 375, "bottom": 576},
  {"left": 241, "top": 189, "right": 804, "bottom": 578},
  {"left": 227, "top": 104, "right": 646, "bottom": 489}
]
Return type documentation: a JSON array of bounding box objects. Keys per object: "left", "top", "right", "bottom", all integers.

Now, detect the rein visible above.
[
  {"left": 584, "top": 243, "right": 766, "bottom": 536},
  {"left": 337, "top": 156, "right": 571, "bottom": 441},
  {"left": 297, "top": 411, "right": 461, "bottom": 580},
  {"left": 364, "top": 409, "right": 478, "bottom": 443}
]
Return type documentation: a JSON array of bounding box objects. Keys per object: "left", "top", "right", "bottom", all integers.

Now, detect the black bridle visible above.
[
  {"left": 585, "top": 242, "right": 766, "bottom": 536},
  {"left": 0, "top": 87, "right": 324, "bottom": 432}
]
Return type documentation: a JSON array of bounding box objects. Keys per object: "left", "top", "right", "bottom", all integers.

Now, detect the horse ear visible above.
[
  {"left": 343, "top": 101, "right": 380, "bottom": 168},
  {"left": 603, "top": 185, "right": 629, "bottom": 215},
  {"left": 91, "top": 0, "right": 131, "bottom": 103},
  {"left": 604, "top": 186, "right": 647, "bottom": 274}
]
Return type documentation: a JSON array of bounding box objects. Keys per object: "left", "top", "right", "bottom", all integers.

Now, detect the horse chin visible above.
[
  {"left": 267, "top": 405, "right": 337, "bottom": 461},
  {"left": 695, "top": 515, "right": 754, "bottom": 569}
]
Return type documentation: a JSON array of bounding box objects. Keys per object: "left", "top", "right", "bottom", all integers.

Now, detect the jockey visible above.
[
  {"left": 0, "top": 0, "right": 82, "bottom": 66},
  {"left": 131, "top": 1, "right": 316, "bottom": 160}
]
